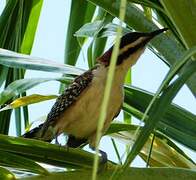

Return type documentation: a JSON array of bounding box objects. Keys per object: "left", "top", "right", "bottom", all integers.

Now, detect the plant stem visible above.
[{"left": 92, "top": 0, "right": 127, "bottom": 180}]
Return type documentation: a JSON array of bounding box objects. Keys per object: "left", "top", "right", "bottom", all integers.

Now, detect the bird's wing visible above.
[{"left": 41, "top": 69, "right": 94, "bottom": 136}]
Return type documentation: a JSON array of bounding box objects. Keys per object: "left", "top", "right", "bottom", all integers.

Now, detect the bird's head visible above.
[{"left": 97, "top": 28, "right": 168, "bottom": 66}]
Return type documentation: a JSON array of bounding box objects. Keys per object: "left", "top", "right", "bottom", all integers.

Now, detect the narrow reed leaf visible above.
[
  {"left": 0, "top": 150, "right": 49, "bottom": 175},
  {"left": 92, "top": 0, "right": 127, "bottom": 179},
  {"left": 122, "top": 57, "right": 196, "bottom": 173},
  {"left": 0, "top": 48, "right": 84, "bottom": 75},
  {"left": 0, "top": 166, "right": 15, "bottom": 180},
  {"left": 0, "top": 77, "right": 72, "bottom": 105}
]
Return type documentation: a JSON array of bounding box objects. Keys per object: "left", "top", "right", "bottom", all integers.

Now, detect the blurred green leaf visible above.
[
  {"left": 0, "top": 150, "right": 48, "bottom": 175},
  {"left": 160, "top": 1, "right": 196, "bottom": 50},
  {"left": 0, "top": 166, "right": 15, "bottom": 180},
  {"left": 20, "top": 167, "right": 196, "bottom": 180},
  {"left": 127, "top": 0, "right": 165, "bottom": 13},
  {"left": 0, "top": 134, "right": 102, "bottom": 169},
  {"left": 0, "top": 0, "right": 18, "bottom": 47}
]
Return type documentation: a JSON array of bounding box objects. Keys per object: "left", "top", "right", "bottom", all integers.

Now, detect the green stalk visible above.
[
  {"left": 111, "top": 138, "right": 122, "bottom": 165},
  {"left": 92, "top": 0, "right": 127, "bottom": 179}
]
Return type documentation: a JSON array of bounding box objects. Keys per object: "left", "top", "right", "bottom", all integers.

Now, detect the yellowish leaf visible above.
[
  {"left": 0, "top": 94, "right": 57, "bottom": 112},
  {"left": 110, "top": 131, "right": 196, "bottom": 169}
]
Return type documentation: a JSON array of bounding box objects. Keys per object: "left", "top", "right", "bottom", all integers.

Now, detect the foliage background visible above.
[{"left": 0, "top": 0, "right": 195, "bottom": 179}]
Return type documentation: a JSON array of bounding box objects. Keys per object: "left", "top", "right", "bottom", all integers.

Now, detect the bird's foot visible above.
[
  {"left": 55, "top": 136, "right": 60, "bottom": 145},
  {"left": 99, "top": 149, "right": 108, "bottom": 164},
  {"left": 91, "top": 148, "right": 108, "bottom": 173},
  {"left": 91, "top": 147, "right": 108, "bottom": 164}
]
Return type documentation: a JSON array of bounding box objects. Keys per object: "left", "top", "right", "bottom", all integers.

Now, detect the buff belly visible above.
[{"left": 55, "top": 82, "right": 122, "bottom": 137}]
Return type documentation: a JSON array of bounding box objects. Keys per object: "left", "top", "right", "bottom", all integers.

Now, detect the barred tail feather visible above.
[
  {"left": 22, "top": 123, "right": 53, "bottom": 143},
  {"left": 23, "top": 125, "right": 87, "bottom": 146},
  {"left": 22, "top": 123, "right": 43, "bottom": 138},
  {"left": 22, "top": 124, "right": 43, "bottom": 140}
]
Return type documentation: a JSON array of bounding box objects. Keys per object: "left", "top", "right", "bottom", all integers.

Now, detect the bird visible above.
[{"left": 22, "top": 28, "right": 168, "bottom": 162}]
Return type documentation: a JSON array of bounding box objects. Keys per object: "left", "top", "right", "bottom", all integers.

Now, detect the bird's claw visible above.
[
  {"left": 91, "top": 147, "right": 108, "bottom": 164},
  {"left": 99, "top": 149, "right": 108, "bottom": 164}
]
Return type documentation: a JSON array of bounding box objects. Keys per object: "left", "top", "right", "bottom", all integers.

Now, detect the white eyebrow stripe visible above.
[{"left": 119, "top": 36, "right": 148, "bottom": 55}]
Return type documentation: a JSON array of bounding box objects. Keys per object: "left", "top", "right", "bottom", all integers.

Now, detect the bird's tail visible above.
[
  {"left": 22, "top": 125, "right": 87, "bottom": 146},
  {"left": 22, "top": 123, "right": 43, "bottom": 139},
  {"left": 22, "top": 124, "right": 53, "bottom": 142}
]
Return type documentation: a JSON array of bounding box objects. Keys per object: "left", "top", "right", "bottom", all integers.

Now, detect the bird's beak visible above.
[
  {"left": 137, "top": 28, "right": 168, "bottom": 48},
  {"left": 146, "top": 28, "right": 168, "bottom": 41}
]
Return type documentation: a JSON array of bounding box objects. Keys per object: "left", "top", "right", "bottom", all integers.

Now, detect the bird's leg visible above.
[
  {"left": 47, "top": 126, "right": 61, "bottom": 145},
  {"left": 89, "top": 134, "right": 108, "bottom": 164},
  {"left": 55, "top": 135, "right": 60, "bottom": 145},
  {"left": 62, "top": 135, "right": 70, "bottom": 150}
]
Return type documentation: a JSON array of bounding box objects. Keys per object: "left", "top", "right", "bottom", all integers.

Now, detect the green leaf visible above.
[
  {"left": 87, "top": 0, "right": 196, "bottom": 97},
  {"left": 124, "top": 86, "right": 196, "bottom": 150},
  {"left": 108, "top": 123, "right": 195, "bottom": 169},
  {"left": 19, "top": 168, "right": 196, "bottom": 180},
  {"left": 0, "top": 66, "right": 8, "bottom": 87},
  {"left": 127, "top": 0, "right": 165, "bottom": 14},
  {"left": 0, "top": 150, "right": 48, "bottom": 175},
  {"left": 140, "top": 46, "right": 196, "bottom": 128},
  {"left": 87, "top": 40, "right": 94, "bottom": 68},
  {"left": 0, "top": 166, "right": 15, "bottom": 180},
  {"left": 75, "top": 22, "right": 130, "bottom": 38},
  {"left": 122, "top": 58, "right": 196, "bottom": 172},
  {"left": 108, "top": 122, "right": 194, "bottom": 164},
  {"left": 20, "top": 0, "right": 43, "bottom": 54},
  {"left": 80, "top": 12, "right": 114, "bottom": 67},
  {"left": 0, "top": 77, "right": 72, "bottom": 105},
  {"left": 75, "top": 20, "right": 105, "bottom": 38},
  {"left": 64, "top": 1, "right": 96, "bottom": 65},
  {"left": 0, "top": 0, "right": 18, "bottom": 47},
  {"left": 0, "top": 48, "right": 84, "bottom": 75},
  {"left": 123, "top": 69, "right": 132, "bottom": 124},
  {"left": 160, "top": 1, "right": 196, "bottom": 50},
  {"left": 0, "top": 0, "right": 43, "bottom": 136},
  {"left": 0, "top": 134, "right": 102, "bottom": 169},
  {"left": 92, "top": 10, "right": 113, "bottom": 62}
]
